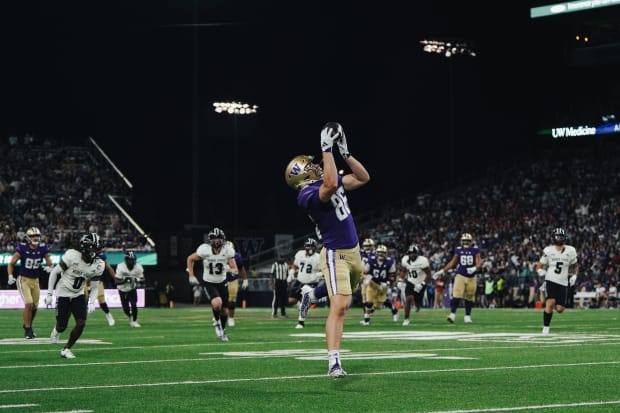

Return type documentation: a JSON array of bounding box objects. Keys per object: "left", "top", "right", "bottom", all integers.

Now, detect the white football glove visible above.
[
  {"left": 336, "top": 126, "right": 350, "bottom": 159},
  {"left": 241, "top": 279, "right": 249, "bottom": 290},
  {"left": 87, "top": 302, "right": 96, "bottom": 314},
  {"left": 380, "top": 282, "right": 388, "bottom": 292},
  {"left": 569, "top": 274, "right": 577, "bottom": 286},
  {"left": 539, "top": 281, "right": 546, "bottom": 293},
  {"left": 44, "top": 294, "right": 53, "bottom": 306},
  {"left": 414, "top": 283, "right": 424, "bottom": 293},
  {"left": 320, "top": 122, "right": 342, "bottom": 152},
  {"left": 188, "top": 275, "right": 200, "bottom": 286},
  {"left": 537, "top": 268, "right": 546, "bottom": 277},
  {"left": 432, "top": 269, "right": 444, "bottom": 280},
  {"left": 43, "top": 266, "right": 52, "bottom": 274},
  {"left": 7, "top": 275, "right": 16, "bottom": 285},
  {"left": 466, "top": 267, "right": 477, "bottom": 275}
]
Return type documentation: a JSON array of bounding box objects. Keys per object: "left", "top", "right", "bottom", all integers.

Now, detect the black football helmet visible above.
[
  {"left": 79, "top": 233, "right": 101, "bottom": 262},
  {"left": 552, "top": 227, "right": 566, "bottom": 245},
  {"left": 125, "top": 251, "right": 136, "bottom": 269},
  {"left": 208, "top": 227, "right": 225, "bottom": 249},
  {"left": 407, "top": 244, "right": 420, "bottom": 257}
]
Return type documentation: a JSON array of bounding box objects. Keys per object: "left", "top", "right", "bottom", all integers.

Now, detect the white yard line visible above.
[
  {"left": 0, "top": 360, "right": 618, "bottom": 394},
  {"left": 426, "top": 399, "right": 620, "bottom": 413}
]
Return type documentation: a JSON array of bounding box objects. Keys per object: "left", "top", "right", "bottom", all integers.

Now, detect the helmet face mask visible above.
[
  {"left": 285, "top": 155, "right": 324, "bottom": 190},
  {"left": 304, "top": 238, "right": 317, "bottom": 254},
  {"left": 25, "top": 227, "right": 42, "bottom": 246},
  {"left": 209, "top": 227, "right": 225, "bottom": 249},
  {"left": 552, "top": 227, "right": 566, "bottom": 245},
  {"left": 125, "top": 251, "right": 136, "bottom": 269},
  {"left": 461, "top": 233, "right": 473, "bottom": 249},
  {"left": 362, "top": 238, "right": 375, "bottom": 253},
  {"left": 376, "top": 244, "right": 388, "bottom": 261},
  {"left": 79, "top": 233, "right": 100, "bottom": 262},
  {"left": 408, "top": 244, "right": 419, "bottom": 257}
]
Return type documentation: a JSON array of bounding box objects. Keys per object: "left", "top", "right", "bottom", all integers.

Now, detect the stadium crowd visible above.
[
  {"left": 0, "top": 135, "right": 151, "bottom": 252},
  {"left": 358, "top": 143, "right": 620, "bottom": 310}
]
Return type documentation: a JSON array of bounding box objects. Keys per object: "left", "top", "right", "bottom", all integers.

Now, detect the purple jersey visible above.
[
  {"left": 297, "top": 176, "right": 359, "bottom": 249},
  {"left": 15, "top": 242, "right": 50, "bottom": 279},
  {"left": 454, "top": 245, "right": 481, "bottom": 278},
  {"left": 226, "top": 252, "right": 245, "bottom": 281},
  {"left": 366, "top": 255, "right": 396, "bottom": 284}
]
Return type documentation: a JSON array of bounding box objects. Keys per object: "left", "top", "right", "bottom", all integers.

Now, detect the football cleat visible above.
[
  {"left": 359, "top": 320, "right": 370, "bottom": 326},
  {"left": 220, "top": 332, "right": 229, "bottom": 342},
  {"left": 299, "top": 285, "right": 312, "bottom": 319},
  {"left": 60, "top": 348, "right": 76, "bottom": 359},
  {"left": 24, "top": 327, "right": 35, "bottom": 339},
  {"left": 328, "top": 363, "right": 347, "bottom": 378},
  {"left": 130, "top": 321, "right": 141, "bottom": 327},
  {"left": 50, "top": 328, "right": 59, "bottom": 344},
  {"left": 295, "top": 322, "right": 304, "bottom": 329},
  {"left": 402, "top": 319, "right": 410, "bottom": 326},
  {"left": 464, "top": 316, "right": 473, "bottom": 323},
  {"left": 542, "top": 326, "right": 550, "bottom": 335},
  {"left": 105, "top": 313, "right": 116, "bottom": 326},
  {"left": 228, "top": 318, "right": 235, "bottom": 327},
  {"left": 447, "top": 313, "right": 456, "bottom": 324},
  {"left": 214, "top": 323, "right": 224, "bottom": 339},
  {"left": 393, "top": 312, "right": 399, "bottom": 322}
]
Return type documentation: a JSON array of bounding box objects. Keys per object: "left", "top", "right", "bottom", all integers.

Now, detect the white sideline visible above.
[{"left": 0, "top": 404, "right": 39, "bottom": 409}]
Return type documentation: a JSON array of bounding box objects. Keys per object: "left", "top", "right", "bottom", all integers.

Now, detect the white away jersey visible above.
[
  {"left": 196, "top": 242, "right": 235, "bottom": 283},
  {"left": 539, "top": 244, "right": 578, "bottom": 286},
  {"left": 115, "top": 262, "right": 145, "bottom": 293},
  {"left": 401, "top": 255, "right": 430, "bottom": 286},
  {"left": 293, "top": 250, "right": 322, "bottom": 284},
  {"left": 56, "top": 249, "right": 105, "bottom": 298}
]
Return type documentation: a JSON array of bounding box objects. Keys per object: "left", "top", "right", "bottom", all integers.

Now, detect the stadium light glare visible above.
[
  {"left": 213, "top": 101, "right": 258, "bottom": 115},
  {"left": 420, "top": 39, "right": 476, "bottom": 58}
]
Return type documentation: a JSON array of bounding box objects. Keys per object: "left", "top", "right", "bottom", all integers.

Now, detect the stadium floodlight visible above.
[
  {"left": 419, "top": 39, "right": 476, "bottom": 58},
  {"left": 213, "top": 101, "right": 258, "bottom": 115}
]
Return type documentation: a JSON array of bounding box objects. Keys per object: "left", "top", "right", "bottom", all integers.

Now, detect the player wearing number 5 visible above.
[
  {"left": 285, "top": 121, "right": 370, "bottom": 378},
  {"left": 433, "top": 233, "right": 480, "bottom": 324},
  {"left": 186, "top": 227, "right": 238, "bottom": 342},
  {"left": 534, "top": 227, "right": 578, "bottom": 335}
]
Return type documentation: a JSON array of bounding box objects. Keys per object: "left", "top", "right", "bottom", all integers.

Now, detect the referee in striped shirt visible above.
[{"left": 271, "top": 255, "right": 289, "bottom": 317}]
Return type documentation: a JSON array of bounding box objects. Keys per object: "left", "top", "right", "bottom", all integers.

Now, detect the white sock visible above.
[{"left": 328, "top": 350, "right": 340, "bottom": 368}]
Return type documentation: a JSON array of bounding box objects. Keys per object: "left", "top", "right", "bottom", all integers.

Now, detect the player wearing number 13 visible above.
[
  {"left": 284, "top": 121, "right": 370, "bottom": 378},
  {"left": 186, "top": 227, "right": 238, "bottom": 341}
]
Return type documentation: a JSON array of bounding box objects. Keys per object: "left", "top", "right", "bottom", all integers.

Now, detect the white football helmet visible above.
[
  {"left": 376, "top": 244, "right": 388, "bottom": 261},
  {"left": 284, "top": 155, "right": 323, "bottom": 190}
]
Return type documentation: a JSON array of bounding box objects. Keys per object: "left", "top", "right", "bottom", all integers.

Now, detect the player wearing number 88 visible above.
[
  {"left": 433, "top": 232, "right": 481, "bottom": 324},
  {"left": 284, "top": 121, "right": 370, "bottom": 378}
]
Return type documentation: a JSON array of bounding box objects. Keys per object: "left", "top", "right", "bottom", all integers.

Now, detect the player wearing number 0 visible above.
[
  {"left": 46, "top": 233, "right": 105, "bottom": 359},
  {"left": 284, "top": 121, "right": 370, "bottom": 378},
  {"left": 534, "top": 227, "right": 578, "bottom": 335},
  {"left": 399, "top": 244, "right": 431, "bottom": 326},
  {"left": 186, "top": 227, "right": 238, "bottom": 342},
  {"left": 433, "top": 233, "right": 480, "bottom": 324}
]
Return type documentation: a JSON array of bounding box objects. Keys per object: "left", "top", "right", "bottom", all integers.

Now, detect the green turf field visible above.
[{"left": 1, "top": 305, "right": 619, "bottom": 413}]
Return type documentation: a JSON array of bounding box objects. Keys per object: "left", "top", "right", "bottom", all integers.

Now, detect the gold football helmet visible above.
[
  {"left": 284, "top": 155, "right": 323, "bottom": 190},
  {"left": 362, "top": 238, "right": 375, "bottom": 252},
  {"left": 461, "top": 233, "right": 473, "bottom": 248},
  {"left": 25, "top": 227, "right": 42, "bottom": 246},
  {"left": 376, "top": 244, "right": 388, "bottom": 260}
]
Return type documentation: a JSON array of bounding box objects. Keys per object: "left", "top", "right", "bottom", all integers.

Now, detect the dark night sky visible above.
[{"left": 3, "top": 1, "right": 619, "bottom": 238}]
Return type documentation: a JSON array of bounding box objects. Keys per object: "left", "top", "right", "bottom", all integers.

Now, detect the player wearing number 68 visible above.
[{"left": 284, "top": 121, "right": 370, "bottom": 378}]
